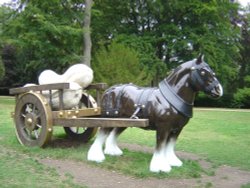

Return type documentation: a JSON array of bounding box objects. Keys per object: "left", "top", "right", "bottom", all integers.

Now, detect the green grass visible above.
[
  {"left": 0, "top": 97, "right": 86, "bottom": 188},
  {"left": 178, "top": 110, "right": 250, "bottom": 170},
  {"left": 0, "top": 96, "right": 250, "bottom": 186},
  {"left": 119, "top": 109, "right": 250, "bottom": 171},
  {"left": 0, "top": 146, "right": 85, "bottom": 188}
]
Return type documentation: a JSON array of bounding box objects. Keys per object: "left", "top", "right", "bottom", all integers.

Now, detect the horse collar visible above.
[{"left": 159, "top": 80, "right": 193, "bottom": 118}]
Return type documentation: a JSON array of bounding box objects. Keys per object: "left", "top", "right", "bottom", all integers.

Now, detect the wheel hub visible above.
[{"left": 25, "top": 113, "right": 37, "bottom": 131}]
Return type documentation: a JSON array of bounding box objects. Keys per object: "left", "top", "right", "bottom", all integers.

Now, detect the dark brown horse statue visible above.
[{"left": 87, "top": 55, "right": 223, "bottom": 173}]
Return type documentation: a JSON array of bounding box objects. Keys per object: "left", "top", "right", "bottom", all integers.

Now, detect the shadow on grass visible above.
[{"left": 47, "top": 134, "right": 91, "bottom": 149}]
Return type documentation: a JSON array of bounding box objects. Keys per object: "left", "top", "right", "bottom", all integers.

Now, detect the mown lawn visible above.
[
  {"left": 119, "top": 108, "right": 250, "bottom": 171},
  {"left": 0, "top": 96, "right": 250, "bottom": 187}
]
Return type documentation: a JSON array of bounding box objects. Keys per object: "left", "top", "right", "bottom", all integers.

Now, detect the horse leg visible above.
[
  {"left": 104, "top": 127, "right": 127, "bottom": 156},
  {"left": 165, "top": 130, "right": 183, "bottom": 167},
  {"left": 150, "top": 125, "right": 171, "bottom": 173},
  {"left": 87, "top": 128, "right": 113, "bottom": 162}
]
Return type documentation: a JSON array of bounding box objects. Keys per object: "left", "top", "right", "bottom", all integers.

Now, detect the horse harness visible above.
[
  {"left": 159, "top": 79, "right": 193, "bottom": 118},
  {"left": 102, "top": 61, "right": 219, "bottom": 119},
  {"left": 190, "top": 62, "right": 219, "bottom": 94},
  {"left": 102, "top": 84, "right": 156, "bottom": 119},
  {"left": 158, "top": 61, "right": 220, "bottom": 118}
]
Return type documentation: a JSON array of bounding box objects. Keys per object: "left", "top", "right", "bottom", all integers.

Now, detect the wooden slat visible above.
[
  {"left": 53, "top": 117, "right": 149, "bottom": 128},
  {"left": 52, "top": 107, "right": 101, "bottom": 119},
  {"left": 86, "top": 83, "right": 108, "bottom": 90},
  {"left": 9, "top": 83, "right": 70, "bottom": 95}
]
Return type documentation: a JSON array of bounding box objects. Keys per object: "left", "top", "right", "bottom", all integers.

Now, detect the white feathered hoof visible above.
[
  {"left": 87, "top": 143, "right": 105, "bottom": 163},
  {"left": 149, "top": 151, "right": 172, "bottom": 173},
  {"left": 168, "top": 155, "right": 183, "bottom": 167},
  {"left": 150, "top": 160, "right": 172, "bottom": 173},
  {"left": 104, "top": 145, "right": 123, "bottom": 156},
  {"left": 104, "top": 130, "right": 123, "bottom": 156}
]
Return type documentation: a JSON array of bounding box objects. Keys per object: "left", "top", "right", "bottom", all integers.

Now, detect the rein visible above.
[{"left": 159, "top": 79, "right": 193, "bottom": 118}]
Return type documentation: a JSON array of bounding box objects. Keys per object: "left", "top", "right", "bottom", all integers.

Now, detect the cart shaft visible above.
[{"left": 54, "top": 117, "right": 149, "bottom": 128}]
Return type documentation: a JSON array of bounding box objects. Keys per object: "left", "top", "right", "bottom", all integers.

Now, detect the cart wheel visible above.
[
  {"left": 64, "top": 93, "right": 97, "bottom": 142},
  {"left": 14, "top": 92, "right": 53, "bottom": 147}
]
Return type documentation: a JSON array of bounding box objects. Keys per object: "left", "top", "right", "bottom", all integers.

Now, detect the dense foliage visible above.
[
  {"left": 93, "top": 42, "right": 152, "bottom": 86},
  {"left": 0, "top": 57, "right": 4, "bottom": 80},
  {"left": 0, "top": 0, "right": 250, "bottom": 107},
  {"left": 0, "top": 1, "right": 85, "bottom": 84}
]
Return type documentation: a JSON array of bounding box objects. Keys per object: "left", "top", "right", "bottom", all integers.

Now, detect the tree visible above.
[
  {"left": 0, "top": 0, "right": 246, "bottom": 107},
  {"left": 238, "top": 8, "right": 250, "bottom": 89},
  {"left": 232, "top": 5, "right": 250, "bottom": 108},
  {"left": 93, "top": 42, "right": 152, "bottom": 86},
  {"left": 114, "top": 34, "right": 167, "bottom": 85},
  {"left": 0, "top": 57, "right": 4, "bottom": 80},
  {"left": 83, "top": 0, "right": 93, "bottom": 67},
  {"left": 1, "top": 0, "right": 85, "bottom": 84},
  {"left": 91, "top": 0, "right": 241, "bottom": 102},
  {"left": 0, "top": 6, "right": 15, "bottom": 87}
]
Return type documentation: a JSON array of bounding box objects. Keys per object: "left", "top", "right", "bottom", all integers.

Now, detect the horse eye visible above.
[{"left": 201, "top": 71, "right": 205, "bottom": 76}]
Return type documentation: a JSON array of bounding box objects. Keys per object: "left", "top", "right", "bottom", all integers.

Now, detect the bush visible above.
[
  {"left": 194, "top": 92, "right": 233, "bottom": 108},
  {"left": 233, "top": 88, "right": 250, "bottom": 108},
  {"left": 0, "top": 57, "right": 5, "bottom": 80},
  {"left": 244, "top": 76, "right": 250, "bottom": 88},
  {"left": 92, "top": 42, "right": 152, "bottom": 86}
]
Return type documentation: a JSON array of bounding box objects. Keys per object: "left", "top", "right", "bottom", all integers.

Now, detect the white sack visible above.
[
  {"left": 24, "top": 82, "right": 82, "bottom": 110},
  {"left": 35, "top": 64, "right": 94, "bottom": 109},
  {"left": 38, "top": 64, "right": 93, "bottom": 88}
]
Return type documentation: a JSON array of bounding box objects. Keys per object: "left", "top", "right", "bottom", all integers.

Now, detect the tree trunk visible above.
[{"left": 83, "top": 0, "right": 92, "bottom": 67}]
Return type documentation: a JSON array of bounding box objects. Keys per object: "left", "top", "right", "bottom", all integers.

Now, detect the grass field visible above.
[{"left": 0, "top": 96, "right": 250, "bottom": 187}]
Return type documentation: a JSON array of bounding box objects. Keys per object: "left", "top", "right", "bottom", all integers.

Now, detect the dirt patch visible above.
[{"left": 40, "top": 143, "right": 250, "bottom": 188}]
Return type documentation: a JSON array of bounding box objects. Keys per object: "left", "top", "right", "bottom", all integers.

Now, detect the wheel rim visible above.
[
  {"left": 64, "top": 92, "right": 97, "bottom": 141},
  {"left": 14, "top": 92, "right": 52, "bottom": 147}
]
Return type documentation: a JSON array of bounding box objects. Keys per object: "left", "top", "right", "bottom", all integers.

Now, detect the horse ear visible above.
[{"left": 196, "top": 54, "right": 204, "bottom": 64}]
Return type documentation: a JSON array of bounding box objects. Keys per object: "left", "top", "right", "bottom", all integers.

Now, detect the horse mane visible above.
[{"left": 166, "top": 60, "right": 195, "bottom": 84}]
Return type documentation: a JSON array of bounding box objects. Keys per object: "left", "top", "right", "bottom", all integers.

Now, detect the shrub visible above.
[
  {"left": 0, "top": 57, "right": 5, "bottom": 80},
  {"left": 233, "top": 88, "right": 250, "bottom": 108},
  {"left": 92, "top": 42, "right": 152, "bottom": 86}
]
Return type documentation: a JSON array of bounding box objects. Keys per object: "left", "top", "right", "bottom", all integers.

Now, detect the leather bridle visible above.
[{"left": 190, "top": 62, "right": 219, "bottom": 94}]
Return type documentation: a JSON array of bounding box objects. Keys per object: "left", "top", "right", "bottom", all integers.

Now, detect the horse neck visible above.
[{"left": 166, "top": 66, "right": 196, "bottom": 105}]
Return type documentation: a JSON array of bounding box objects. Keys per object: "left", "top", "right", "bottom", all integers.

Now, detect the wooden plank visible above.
[
  {"left": 53, "top": 117, "right": 149, "bottom": 128},
  {"left": 9, "top": 83, "right": 70, "bottom": 95},
  {"left": 86, "top": 83, "right": 108, "bottom": 90},
  {"left": 52, "top": 107, "right": 101, "bottom": 119}
]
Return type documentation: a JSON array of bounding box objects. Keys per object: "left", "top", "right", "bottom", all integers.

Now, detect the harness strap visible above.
[
  {"left": 190, "top": 64, "right": 219, "bottom": 93},
  {"left": 131, "top": 88, "right": 156, "bottom": 118},
  {"left": 159, "top": 79, "right": 193, "bottom": 118},
  {"left": 103, "top": 84, "right": 155, "bottom": 118}
]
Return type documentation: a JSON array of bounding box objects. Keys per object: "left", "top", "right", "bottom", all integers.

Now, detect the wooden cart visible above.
[{"left": 9, "top": 83, "right": 149, "bottom": 147}]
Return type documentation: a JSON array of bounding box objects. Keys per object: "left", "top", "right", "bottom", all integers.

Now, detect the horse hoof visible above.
[
  {"left": 169, "top": 160, "right": 183, "bottom": 167},
  {"left": 167, "top": 156, "right": 183, "bottom": 167},
  {"left": 87, "top": 145, "right": 105, "bottom": 162},
  {"left": 150, "top": 161, "right": 172, "bottom": 173},
  {"left": 104, "top": 147, "right": 123, "bottom": 156},
  {"left": 87, "top": 152, "right": 105, "bottom": 163},
  {"left": 149, "top": 164, "right": 172, "bottom": 173}
]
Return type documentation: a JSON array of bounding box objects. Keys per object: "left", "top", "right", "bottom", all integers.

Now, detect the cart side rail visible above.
[
  {"left": 9, "top": 83, "right": 70, "bottom": 95},
  {"left": 9, "top": 83, "right": 108, "bottom": 95}
]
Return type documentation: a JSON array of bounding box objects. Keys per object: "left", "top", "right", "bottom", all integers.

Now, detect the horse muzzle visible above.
[{"left": 208, "top": 83, "right": 223, "bottom": 99}]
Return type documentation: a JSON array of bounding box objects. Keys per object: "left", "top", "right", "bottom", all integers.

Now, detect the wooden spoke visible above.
[{"left": 63, "top": 93, "right": 97, "bottom": 142}]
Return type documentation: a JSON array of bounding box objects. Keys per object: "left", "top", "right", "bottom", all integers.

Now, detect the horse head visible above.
[{"left": 190, "top": 54, "right": 223, "bottom": 99}]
